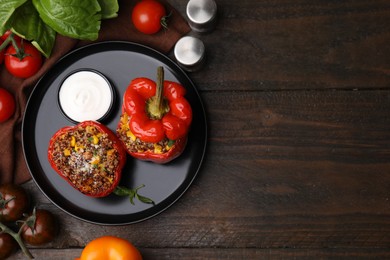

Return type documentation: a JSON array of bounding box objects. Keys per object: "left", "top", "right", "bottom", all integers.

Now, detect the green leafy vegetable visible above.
[
  {"left": 32, "top": 0, "right": 101, "bottom": 41},
  {"left": 0, "top": 0, "right": 119, "bottom": 57},
  {"left": 10, "top": 1, "right": 56, "bottom": 57},
  {"left": 98, "top": 0, "right": 119, "bottom": 19},
  {"left": 0, "top": 0, "right": 27, "bottom": 34}
]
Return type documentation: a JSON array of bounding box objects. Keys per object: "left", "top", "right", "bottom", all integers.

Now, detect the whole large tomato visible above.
[
  {"left": 132, "top": 0, "right": 168, "bottom": 34},
  {"left": 5, "top": 41, "right": 42, "bottom": 79},
  {"left": 21, "top": 209, "right": 58, "bottom": 245},
  {"left": 0, "top": 233, "right": 17, "bottom": 259},
  {"left": 76, "top": 236, "right": 143, "bottom": 260},
  {"left": 0, "top": 183, "right": 28, "bottom": 222},
  {"left": 0, "top": 88, "right": 16, "bottom": 123}
]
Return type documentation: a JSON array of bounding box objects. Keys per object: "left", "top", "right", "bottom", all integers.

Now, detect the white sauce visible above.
[{"left": 59, "top": 70, "right": 113, "bottom": 122}]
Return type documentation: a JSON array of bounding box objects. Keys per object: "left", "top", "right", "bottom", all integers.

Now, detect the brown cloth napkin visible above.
[{"left": 0, "top": 0, "right": 190, "bottom": 185}]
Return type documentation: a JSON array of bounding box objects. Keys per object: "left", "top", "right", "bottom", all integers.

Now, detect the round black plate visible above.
[{"left": 22, "top": 41, "right": 207, "bottom": 225}]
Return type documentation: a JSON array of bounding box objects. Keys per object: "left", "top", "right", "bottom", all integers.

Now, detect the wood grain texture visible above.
[
  {"left": 10, "top": 248, "right": 390, "bottom": 260},
  {"left": 9, "top": 0, "right": 390, "bottom": 259},
  {"left": 18, "top": 89, "right": 390, "bottom": 258},
  {"left": 182, "top": 0, "right": 390, "bottom": 91}
]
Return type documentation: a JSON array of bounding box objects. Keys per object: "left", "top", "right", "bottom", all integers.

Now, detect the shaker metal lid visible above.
[
  {"left": 186, "top": 0, "right": 217, "bottom": 30},
  {"left": 174, "top": 36, "right": 205, "bottom": 67}
]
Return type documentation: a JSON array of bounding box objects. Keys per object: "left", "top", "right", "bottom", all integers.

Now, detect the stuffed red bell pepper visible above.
[
  {"left": 48, "top": 121, "right": 127, "bottom": 197},
  {"left": 117, "top": 67, "right": 192, "bottom": 164}
]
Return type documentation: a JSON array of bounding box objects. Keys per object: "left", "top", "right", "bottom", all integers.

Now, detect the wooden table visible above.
[{"left": 12, "top": 0, "right": 390, "bottom": 259}]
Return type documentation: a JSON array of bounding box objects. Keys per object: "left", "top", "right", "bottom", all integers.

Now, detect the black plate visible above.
[{"left": 22, "top": 41, "right": 207, "bottom": 225}]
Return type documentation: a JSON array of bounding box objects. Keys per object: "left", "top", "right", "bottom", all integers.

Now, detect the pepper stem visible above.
[
  {"left": 146, "top": 66, "right": 170, "bottom": 120},
  {"left": 156, "top": 67, "right": 164, "bottom": 112}
]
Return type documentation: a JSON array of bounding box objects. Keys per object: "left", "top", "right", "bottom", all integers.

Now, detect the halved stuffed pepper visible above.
[{"left": 48, "top": 121, "right": 127, "bottom": 197}]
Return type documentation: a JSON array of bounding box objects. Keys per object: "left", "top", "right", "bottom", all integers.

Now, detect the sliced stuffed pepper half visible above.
[{"left": 48, "top": 121, "right": 127, "bottom": 197}]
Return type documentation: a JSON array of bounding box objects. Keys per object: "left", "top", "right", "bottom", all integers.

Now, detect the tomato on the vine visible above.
[
  {"left": 0, "top": 184, "right": 28, "bottom": 222},
  {"left": 0, "top": 31, "right": 11, "bottom": 42},
  {"left": 21, "top": 208, "right": 58, "bottom": 246},
  {"left": 0, "top": 30, "right": 22, "bottom": 44},
  {"left": 5, "top": 41, "right": 42, "bottom": 79},
  {"left": 0, "top": 233, "right": 17, "bottom": 259},
  {"left": 0, "top": 40, "right": 4, "bottom": 65},
  {"left": 132, "top": 0, "right": 169, "bottom": 34},
  {"left": 0, "top": 88, "right": 16, "bottom": 123}
]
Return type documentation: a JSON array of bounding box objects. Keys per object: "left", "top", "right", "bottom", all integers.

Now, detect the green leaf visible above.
[
  {"left": 0, "top": 0, "right": 27, "bottom": 34},
  {"left": 129, "top": 195, "right": 135, "bottom": 205},
  {"left": 97, "top": 0, "right": 119, "bottom": 19},
  {"left": 32, "top": 0, "right": 102, "bottom": 41},
  {"left": 10, "top": 1, "right": 56, "bottom": 57},
  {"left": 113, "top": 186, "right": 132, "bottom": 197},
  {"left": 113, "top": 185, "right": 155, "bottom": 206},
  {"left": 136, "top": 194, "right": 155, "bottom": 205}
]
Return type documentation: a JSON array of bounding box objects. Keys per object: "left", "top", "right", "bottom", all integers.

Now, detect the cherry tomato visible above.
[
  {"left": 0, "top": 184, "right": 28, "bottom": 222},
  {"left": 0, "top": 233, "right": 17, "bottom": 259},
  {"left": 0, "top": 88, "right": 16, "bottom": 123},
  {"left": 132, "top": 0, "right": 168, "bottom": 34},
  {"left": 21, "top": 209, "right": 58, "bottom": 246},
  {"left": 76, "top": 236, "right": 143, "bottom": 260},
  {"left": 5, "top": 41, "right": 42, "bottom": 79},
  {"left": 0, "top": 31, "right": 11, "bottom": 42},
  {"left": 0, "top": 30, "right": 22, "bottom": 43},
  {"left": 0, "top": 40, "right": 4, "bottom": 65}
]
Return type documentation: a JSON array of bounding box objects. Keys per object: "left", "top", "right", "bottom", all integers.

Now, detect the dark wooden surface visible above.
[{"left": 11, "top": 0, "right": 390, "bottom": 259}]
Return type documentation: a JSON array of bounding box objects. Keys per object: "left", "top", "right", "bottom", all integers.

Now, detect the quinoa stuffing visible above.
[
  {"left": 50, "top": 125, "right": 120, "bottom": 196},
  {"left": 116, "top": 113, "right": 174, "bottom": 154}
]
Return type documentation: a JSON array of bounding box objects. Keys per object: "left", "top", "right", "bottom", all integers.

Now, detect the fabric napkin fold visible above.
[{"left": 0, "top": 0, "right": 190, "bottom": 184}]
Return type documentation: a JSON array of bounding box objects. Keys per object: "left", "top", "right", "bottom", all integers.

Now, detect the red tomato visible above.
[
  {"left": 0, "top": 40, "right": 4, "bottom": 65},
  {"left": 5, "top": 41, "right": 42, "bottom": 79},
  {"left": 21, "top": 209, "right": 58, "bottom": 245},
  {"left": 0, "top": 30, "right": 22, "bottom": 43},
  {"left": 132, "top": 0, "right": 168, "bottom": 34},
  {"left": 0, "top": 88, "right": 16, "bottom": 123},
  {"left": 0, "top": 184, "right": 29, "bottom": 222},
  {"left": 0, "top": 233, "right": 17, "bottom": 259},
  {"left": 0, "top": 31, "right": 11, "bottom": 41}
]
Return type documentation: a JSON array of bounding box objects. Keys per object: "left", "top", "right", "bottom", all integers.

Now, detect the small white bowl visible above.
[{"left": 58, "top": 69, "right": 115, "bottom": 123}]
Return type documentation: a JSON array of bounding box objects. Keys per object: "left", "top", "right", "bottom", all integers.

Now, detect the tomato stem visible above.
[
  {"left": 0, "top": 221, "right": 34, "bottom": 259},
  {"left": 0, "top": 35, "right": 11, "bottom": 51},
  {"left": 0, "top": 32, "right": 18, "bottom": 51},
  {"left": 161, "top": 11, "right": 172, "bottom": 31},
  {"left": 0, "top": 195, "right": 15, "bottom": 209},
  {"left": 0, "top": 32, "right": 29, "bottom": 61}
]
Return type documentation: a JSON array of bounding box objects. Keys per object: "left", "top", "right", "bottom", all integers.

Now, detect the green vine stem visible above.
[
  {"left": 0, "top": 221, "right": 34, "bottom": 259},
  {"left": 0, "top": 32, "right": 28, "bottom": 60}
]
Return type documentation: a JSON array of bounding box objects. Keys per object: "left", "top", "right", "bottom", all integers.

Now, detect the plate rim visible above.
[{"left": 21, "top": 41, "right": 208, "bottom": 225}]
